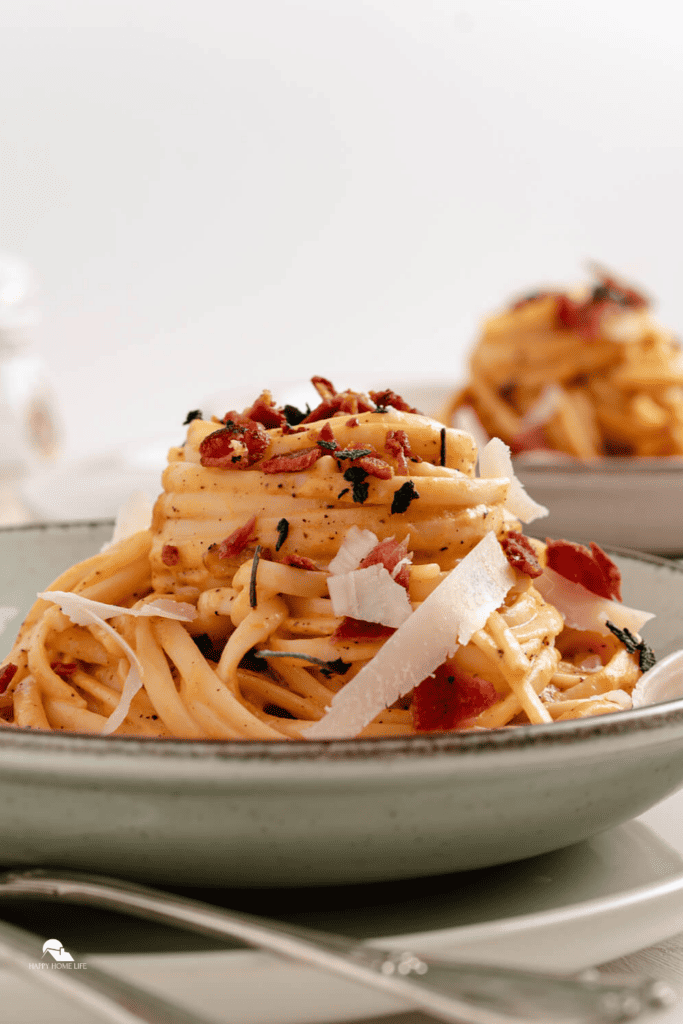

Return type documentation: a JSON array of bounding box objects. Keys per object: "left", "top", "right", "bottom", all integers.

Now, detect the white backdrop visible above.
[{"left": 1, "top": 0, "right": 682, "bottom": 462}]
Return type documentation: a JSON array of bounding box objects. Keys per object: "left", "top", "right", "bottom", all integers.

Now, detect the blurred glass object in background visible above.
[{"left": 0, "top": 254, "right": 61, "bottom": 523}]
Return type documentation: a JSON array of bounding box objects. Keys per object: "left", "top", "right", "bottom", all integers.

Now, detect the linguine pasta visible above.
[
  {"left": 443, "top": 269, "right": 683, "bottom": 459},
  {"left": 0, "top": 377, "right": 654, "bottom": 739}
]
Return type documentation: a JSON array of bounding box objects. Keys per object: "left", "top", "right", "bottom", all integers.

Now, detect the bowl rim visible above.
[{"left": 2, "top": 521, "right": 683, "bottom": 763}]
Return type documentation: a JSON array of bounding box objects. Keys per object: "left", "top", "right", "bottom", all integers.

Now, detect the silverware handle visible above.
[
  {"left": 0, "top": 915, "right": 217, "bottom": 1024},
  {"left": 0, "top": 868, "right": 677, "bottom": 1024}
]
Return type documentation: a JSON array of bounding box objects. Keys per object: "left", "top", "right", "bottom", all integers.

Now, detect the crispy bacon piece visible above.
[
  {"left": 300, "top": 377, "right": 375, "bottom": 423},
  {"left": 200, "top": 418, "right": 268, "bottom": 468},
  {"left": 260, "top": 447, "right": 323, "bottom": 473},
  {"left": 316, "top": 422, "right": 339, "bottom": 451},
  {"left": 359, "top": 536, "right": 410, "bottom": 589},
  {"left": 332, "top": 618, "right": 396, "bottom": 642},
  {"left": 346, "top": 417, "right": 360, "bottom": 427},
  {"left": 51, "top": 661, "right": 78, "bottom": 679},
  {"left": 369, "top": 390, "right": 420, "bottom": 414},
  {"left": 385, "top": 429, "right": 419, "bottom": 474},
  {"left": 161, "top": 544, "right": 180, "bottom": 566},
  {"left": 508, "top": 424, "right": 551, "bottom": 455},
  {"left": 281, "top": 554, "right": 320, "bottom": 571},
  {"left": 502, "top": 532, "right": 542, "bottom": 578},
  {"left": 337, "top": 445, "right": 393, "bottom": 480},
  {"left": 545, "top": 538, "right": 622, "bottom": 601},
  {"left": 303, "top": 393, "right": 375, "bottom": 423},
  {"left": 0, "top": 663, "right": 17, "bottom": 694},
  {"left": 556, "top": 294, "right": 607, "bottom": 339},
  {"left": 218, "top": 516, "right": 257, "bottom": 559},
  {"left": 413, "top": 662, "right": 499, "bottom": 731},
  {"left": 244, "top": 390, "right": 286, "bottom": 429},
  {"left": 555, "top": 271, "right": 649, "bottom": 339}
]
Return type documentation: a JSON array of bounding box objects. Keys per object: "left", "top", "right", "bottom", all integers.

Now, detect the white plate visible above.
[{"left": 2, "top": 792, "right": 683, "bottom": 1024}]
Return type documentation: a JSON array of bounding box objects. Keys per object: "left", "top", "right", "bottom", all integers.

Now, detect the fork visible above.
[{"left": 0, "top": 867, "right": 677, "bottom": 1024}]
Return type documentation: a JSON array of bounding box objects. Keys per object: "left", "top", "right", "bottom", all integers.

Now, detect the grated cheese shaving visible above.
[
  {"left": 327, "top": 564, "right": 412, "bottom": 628},
  {"left": 305, "top": 532, "right": 516, "bottom": 739},
  {"left": 327, "top": 526, "right": 379, "bottom": 574},
  {"left": 38, "top": 591, "right": 196, "bottom": 734},
  {"left": 533, "top": 567, "right": 653, "bottom": 636},
  {"left": 479, "top": 437, "right": 549, "bottom": 524}
]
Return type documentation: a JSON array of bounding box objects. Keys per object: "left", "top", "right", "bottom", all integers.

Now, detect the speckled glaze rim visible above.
[
  {"left": 517, "top": 457, "right": 683, "bottom": 476},
  {"left": 2, "top": 522, "right": 683, "bottom": 763}
]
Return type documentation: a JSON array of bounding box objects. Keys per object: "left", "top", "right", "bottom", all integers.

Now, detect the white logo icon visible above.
[{"left": 42, "top": 939, "right": 74, "bottom": 963}]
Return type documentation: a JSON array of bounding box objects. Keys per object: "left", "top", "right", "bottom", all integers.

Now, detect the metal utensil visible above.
[{"left": 0, "top": 867, "right": 677, "bottom": 1024}]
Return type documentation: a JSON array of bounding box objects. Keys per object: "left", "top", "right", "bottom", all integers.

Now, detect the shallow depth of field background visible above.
[{"left": 1, "top": 0, "right": 682, "bottom": 461}]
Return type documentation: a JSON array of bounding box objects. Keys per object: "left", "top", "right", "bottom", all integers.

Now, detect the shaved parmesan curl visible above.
[
  {"left": 533, "top": 568, "right": 653, "bottom": 636},
  {"left": 327, "top": 565, "right": 412, "bottom": 628},
  {"left": 38, "top": 591, "right": 196, "bottom": 734},
  {"left": 479, "top": 437, "right": 548, "bottom": 524},
  {"left": 305, "top": 532, "right": 516, "bottom": 740}
]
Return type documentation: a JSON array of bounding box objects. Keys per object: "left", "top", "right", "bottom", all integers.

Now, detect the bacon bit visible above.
[
  {"left": 508, "top": 424, "right": 550, "bottom": 455},
  {"left": 161, "top": 544, "right": 180, "bottom": 566},
  {"left": 359, "top": 537, "right": 410, "bottom": 590},
  {"left": 502, "top": 532, "right": 542, "bottom": 578},
  {"left": 51, "top": 661, "right": 78, "bottom": 679},
  {"left": 369, "top": 390, "right": 420, "bottom": 414},
  {"left": 0, "top": 663, "right": 17, "bottom": 694},
  {"left": 183, "top": 409, "right": 203, "bottom": 425},
  {"left": 412, "top": 662, "right": 499, "bottom": 731},
  {"left": 281, "top": 554, "right": 320, "bottom": 571},
  {"left": 545, "top": 539, "right": 622, "bottom": 601},
  {"left": 346, "top": 417, "right": 360, "bottom": 427},
  {"left": 302, "top": 391, "right": 375, "bottom": 424},
  {"left": 200, "top": 419, "right": 268, "bottom": 468},
  {"left": 337, "top": 445, "right": 393, "bottom": 480},
  {"left": 260, "top": 447, "right": 323, "bottom": 473},
  {"left": 218, "top": 516, "right": 258, "bottom": 559},
  {"left": 244, "top": 390, "right": 287, "bottom": 429},
  {"left": 311, "top": 376, "right": 337, "bottom": 399},
  {"left": 332, "top": 618, "right": 397, "bottom": 642},
  {"left": 385, "top": 429, "right": 418, "bottom": 474},
  {"left": 357, "top": 455, "right": 392, "bottom": 479},
  {"left": 316, "top": 422, "right": 340, "bottom": 452},
  {"left": 555, "top": 270, "right": 648, "bottom": 339}
]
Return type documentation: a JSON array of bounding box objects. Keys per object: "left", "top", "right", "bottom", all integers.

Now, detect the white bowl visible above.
[{"left": 2, "top": 521, "right": 683, "bottom": 887}]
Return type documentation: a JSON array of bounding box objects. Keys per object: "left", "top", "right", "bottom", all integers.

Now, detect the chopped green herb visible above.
[
  {"left": 335, "top": 448, "right": 373, "bottom": 460},
  {"left": 275, "top": 518, "right": 289, "bottom": 552},
  {"left": 374, "top": 405, "right": 388, "bottom": 414},
  {"left": 337, "top": 488, "right": 350, "bottom": 499},
  {"left": 605, "top": 620, "right": 656, "bottom": 673},
  {"left": 255, "top": 650, "right": 352, "bottom": 676},
  {"left": 283, "top": 404, "right": 310, "bottom": 426},
  {"left": 439, "top": 427, "right": 446, "bottom": 467},
  {"left": 317, "top": 439, "right": 339, "bottom": 451},
  {"left": 183, "top": 409, "right": 203, "bottom": 425},
  {"left": 249, "top": 545, "right": 262, "bottom": 608},
  {"left": 343, "top": 466, "right": 369, "bottom": 504},
  {"left": 391, "top": 480, "right": 420, "bottom": 514}
]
